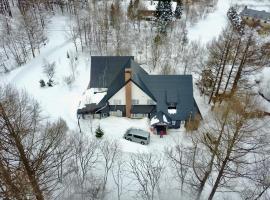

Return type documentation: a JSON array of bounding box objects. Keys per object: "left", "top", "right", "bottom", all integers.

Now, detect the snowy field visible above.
[
  {"left": 0, "top": 0, "right": 270, "bottom": 199},
  {"left": 0, "top": 0, "right": 269, "bottom": 149}
]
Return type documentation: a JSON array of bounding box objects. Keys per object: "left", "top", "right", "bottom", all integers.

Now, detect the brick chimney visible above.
[{"left": 125, "top": 68, "right": 132, "bottom": 118}]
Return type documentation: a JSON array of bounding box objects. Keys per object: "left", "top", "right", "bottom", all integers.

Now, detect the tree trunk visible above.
[
  {"left": 231, "top": 35, "right": 252, "bottom": 95},
  {"left": 0, "top": 104, "right": 44, "bottom": 200},
  {"left": 223, "top": 37, "right": 242, "bottom": 93}
]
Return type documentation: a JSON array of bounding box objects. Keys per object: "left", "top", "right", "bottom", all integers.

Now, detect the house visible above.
[
  {"left": 77, "top": 56, "right": 201, "bottom": 134},
  {"left": 240, "top": 6, "right": 270, "bottom": 30}
]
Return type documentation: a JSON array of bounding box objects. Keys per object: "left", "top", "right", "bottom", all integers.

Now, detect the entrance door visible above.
[{"left": 156, "top": 125, "right": 167, "bottom": 135}]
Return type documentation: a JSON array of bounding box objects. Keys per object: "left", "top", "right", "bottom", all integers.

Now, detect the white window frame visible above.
[
  {"left": 113, "top": 99, "right": 121, "bottom": 105},
  {"left": 132, "top": 99, "right": 139, "bottom": 105}
]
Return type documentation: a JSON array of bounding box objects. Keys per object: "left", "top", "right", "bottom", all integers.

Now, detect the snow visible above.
[
  {"left": 78, "top": 88, "right": 107, "bottom": 109},
  {"left": 81, "top": 116, "right": 191, "bottom": 153},
  {"left": 0, "top": 15, "right": 90, "bottom": 129},
  {"left": 188, "top": 0, "right": 270, "bottom": 44},
  {"left": 259, "top": 67, "right": 270, "bottom": 100},
  {"left": 163, "top": 114, "right": 169, "bottom": 122},
  {"left": 168, "top": 108, "right": 177, "bottom": 114},
  {"left": 0, "top": 0, "right": 269, "bottom": 199},
  {"left": 144, "top": 0, "right": 177, "bottom": 11},
  {"left": 150, "top": 116, "right": 159, "bottom": 125}
]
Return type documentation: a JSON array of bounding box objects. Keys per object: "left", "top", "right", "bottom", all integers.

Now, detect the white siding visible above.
[{"left": 108, "top": 82, "right": 156, "bottom": 105}]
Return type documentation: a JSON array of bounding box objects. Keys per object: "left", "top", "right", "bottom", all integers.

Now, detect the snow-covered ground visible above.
[
  {"left": 188, "top": 0, "right": 270, "bottom": 44},
  {"left": 1, "top": 15, "right": 90, "bottom": 129},
  {"left": 0, "top": 0, "right": 270, "bottom": 198}
]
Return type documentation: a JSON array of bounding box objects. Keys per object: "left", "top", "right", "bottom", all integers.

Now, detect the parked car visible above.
[{"left": 123, "top": 128, "right": 150, "bottom": 145}]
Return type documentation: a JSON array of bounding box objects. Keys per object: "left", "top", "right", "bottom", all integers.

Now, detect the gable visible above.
[{"left": 108, "top": 81, "right": 156, "bottom": 105}]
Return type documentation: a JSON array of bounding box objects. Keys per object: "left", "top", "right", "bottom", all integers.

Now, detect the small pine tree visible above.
[
  {"left": 95, "top": 126, "right": 104, "bottom": 138},
  {"left": 67, "top": 51, "right": 70, "bottom": 59},
  {"left": 175, "top": 0, "right": 183, "bottom": 19},
  {"left": 39, "top": 79, "right": 46, "bottom": 87}
]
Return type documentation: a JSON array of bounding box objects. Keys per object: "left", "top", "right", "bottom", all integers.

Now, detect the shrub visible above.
[
  {"left": 95, "top": 126, "right": 104, "bottom": 138},
  {"left": 39, "top": 79, "right": 46, "bottom": 87}
]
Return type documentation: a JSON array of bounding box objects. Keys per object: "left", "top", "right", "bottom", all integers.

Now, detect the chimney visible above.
[{"left": 125, "top": 68, "right": 132, "bottom": 118}]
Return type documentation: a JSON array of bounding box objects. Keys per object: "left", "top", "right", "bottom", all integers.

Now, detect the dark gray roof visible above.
[
  {"left": 240, "top": 7, "right": 270, "bottom": 21},
  {"left": 89, "top": 56, "right": 134, "bottom": 88},
  {"left": 88, "top": 56, "right": 200, "bottom": 121},
  {"left": 131, "top": 105, "right": 156, "bottom": 114},
  {"left": 143, "top": 75, "right": 195, "bottom": 120}
]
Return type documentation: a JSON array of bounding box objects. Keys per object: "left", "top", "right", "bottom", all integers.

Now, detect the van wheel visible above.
[
  {"left": 141, "top": 141, "right": 145, "bottom": 145},
  {"left": 128, "top": 138, "right": 132, "bottom": 141}
]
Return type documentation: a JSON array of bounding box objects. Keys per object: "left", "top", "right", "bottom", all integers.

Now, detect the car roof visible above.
[{"left": 127, "top": 129, "right": 149, "bottom": 137}]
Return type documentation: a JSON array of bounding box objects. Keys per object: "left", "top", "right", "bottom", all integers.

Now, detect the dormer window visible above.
[{"left": 168, "top": 103, "right": 177, "bottom": 114}]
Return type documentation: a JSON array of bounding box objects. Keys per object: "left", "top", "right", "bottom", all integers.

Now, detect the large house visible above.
[
  {"left": 240, "top": 6, "right": 270, "bottom": 30},
  {"left": 77, "top": 56, "right": 201, "bottom": 134}
]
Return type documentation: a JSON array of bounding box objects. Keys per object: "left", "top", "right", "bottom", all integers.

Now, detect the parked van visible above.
[{"left": 123, "top": 129, "right": 150, "bottom": 145}]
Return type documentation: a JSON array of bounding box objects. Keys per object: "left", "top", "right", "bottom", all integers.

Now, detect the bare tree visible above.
[
  {"left": 43, "top": 60, "right": 56, "bottom": 83},
  {"left": 112, "top": 152, "right": 127, "bottom": 200},
  {"left": 0, "top": 85, "right": 69, "bottom": 200},
  {"left": 129, "top": 153, "right": 164, "bottom": 200},
  {"left": 99, "top": 139, "right": 120, "bottom": 199}
]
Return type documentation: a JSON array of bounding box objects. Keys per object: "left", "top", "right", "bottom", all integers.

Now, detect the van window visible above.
[
  {"left": 127, "top": 134, "right": 132, "bottom": 137},
  {"left": 134, "top": 135, "right": 147, "bottom": 140}
]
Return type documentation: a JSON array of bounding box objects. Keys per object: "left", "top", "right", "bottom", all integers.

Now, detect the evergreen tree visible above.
[
  {"left": 95, "top": 126, "right": 104, "bottom": 138},
  {"left": 227, "top": 7, "right": 244, "bottom": 35},
  {"left": 175, "top": 0, "right": 183, "bottom": 19},
  {"left": 155, "top": 0, "right": 173, "bottom": 33},
  {"left": 39, "top": 79, "right": 46, "bottom": 87}
]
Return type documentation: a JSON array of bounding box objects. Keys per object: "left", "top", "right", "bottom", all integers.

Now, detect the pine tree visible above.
[
  {"left": 155, "top": 0, "right": 173, "bottom": 33},
  {"left": 175, "top": 0, "right": 183, "bottom": 19},
  {"left": 95, "top": 126, "right": 104, "bottom": 138},
  {"left": 39, "top": 79, "right": 46, "bottom": 87},
  {"left": 227, "top": 7, "right": 244, "bottom": 35}
]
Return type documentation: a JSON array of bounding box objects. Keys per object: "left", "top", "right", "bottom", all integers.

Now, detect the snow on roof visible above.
[
  {"left": 168, "top": 108, "right": 177, "bottom": 114},
  {"left": 150, "top": 113, "right": 170, "bottom": 126},
  {"left": 78, "top": 88, "right": 107, "bottom": 109},
  {"left": 163, "top": 114, "right": 169, "bottom": 123},
  {"left": 143, "top": 1, "right": 177, "bottom": 11},
  {"left": 150, "top": 116, "right": 159, "bottom": 125}
]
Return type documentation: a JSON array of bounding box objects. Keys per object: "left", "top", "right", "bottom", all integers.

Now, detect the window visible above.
[
  {"left": 133, "top": 135, "right": 147, "bottom": 140},
  {"left": 113, "top": 99, "right": 121, "bottom": 105},
  {"left": 147, "top": 99, "right": 155, "bottom": 105},
  {"left": 132, "top": 99, "right": 139, "bottom": 105},
  {"left": 127, "top": 134, "right": 132, "bottom": 137},
  {"left": 172, "top": 121, "right": 176, "bottom": 126}
]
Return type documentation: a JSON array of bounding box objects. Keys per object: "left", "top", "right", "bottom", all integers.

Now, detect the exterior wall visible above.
[
  {"left": 243, "top": 17, "right": 270, "bottom": 29},
  {"left": 131, "top": 113, "right": 148, "bottom": 119},
  {"left": 108, "top": 82, "right": 156, "bottom": 105}
]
